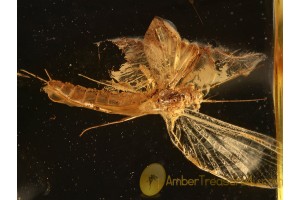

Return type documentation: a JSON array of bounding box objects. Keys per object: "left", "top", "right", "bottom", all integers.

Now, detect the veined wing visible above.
[
  {"left": 179, "top": 47, "right": 267, "bottom": 92},
  {"left": 103, "top": 37, "right": 155, "bottom": 93},
  {"left": 143, "top": 17, "right": 266, "bottom": 91},
  {"left": 164, "top": 109, "right": 280, "bottom": 188},
  {"left": 143, "top": 17, "right": 201, "bottom": 89}
]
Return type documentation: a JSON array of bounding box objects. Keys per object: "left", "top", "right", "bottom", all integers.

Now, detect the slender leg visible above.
[
  {"left": 79, "top": 115, "right": 141, "bottom": 137},
  {"left": 78, "top": 73, "right": 138, "bottom": 93},
  {"left": 78, "top": 73, "right": 112, "bottom": 87},
  {"left": 202, "top": 98, "right": 267, "bottom": 103}
]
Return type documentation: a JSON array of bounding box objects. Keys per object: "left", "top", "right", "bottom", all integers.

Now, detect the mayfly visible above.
[{"left": 20, "top": 17, "right": 280, "bottom": 188}]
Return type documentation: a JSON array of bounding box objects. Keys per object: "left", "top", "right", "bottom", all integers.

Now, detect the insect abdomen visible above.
[{"left": 44, "top": 80, "right": 147, "bottom": 115}]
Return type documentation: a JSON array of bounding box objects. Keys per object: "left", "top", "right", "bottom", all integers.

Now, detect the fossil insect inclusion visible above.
[{"left": 21, "top": 17, "right": 280, "bottom": 188}]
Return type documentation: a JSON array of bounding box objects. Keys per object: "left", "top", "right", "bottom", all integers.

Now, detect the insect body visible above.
[
  {"left": 44, "top": 80, "right": 149, "bottom": 116},
  {"left": 20, "top": 17, "right": 280, "bottom": 188}
]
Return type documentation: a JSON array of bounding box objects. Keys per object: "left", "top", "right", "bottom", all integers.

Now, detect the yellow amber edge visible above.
[{"left": 273, "top": 0, "right": 283, "bottom": 199}]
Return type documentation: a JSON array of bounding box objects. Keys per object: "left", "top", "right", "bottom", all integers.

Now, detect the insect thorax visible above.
[{"left": 154, "top": 88, "right": 202, "bottom": 113}]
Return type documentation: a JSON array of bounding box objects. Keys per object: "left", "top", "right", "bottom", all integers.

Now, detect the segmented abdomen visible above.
[{"left": 43, "top": 80, "right": 147, "bottom": 115}]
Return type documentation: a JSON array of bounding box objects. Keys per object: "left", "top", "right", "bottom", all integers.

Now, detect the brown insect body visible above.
[
  {"left": 152, "top": 87, "right": 202, "bottom": 114},
  {"left": 43, "top": 80, "right": 149, "bottom": 116},
  {"left": 42, "top": 78, "right": 202, "bottom": 119},
  {"left": 21, "top": 17, "right": 280, "bottom": 188}
]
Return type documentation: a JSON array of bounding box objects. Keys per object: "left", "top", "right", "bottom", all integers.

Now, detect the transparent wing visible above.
[
  {"left": 105, "top": 37, "right": 155, "bottom": 92},
  {"left": 179, "top": 46, "right": 267, "bottom": 92},
  {"left": 164, "top": 109, "right": 280, "bottom": 188},
  {"left": 143, "top": 17, "right": 266, "bottom": 91},
  {"left": 109, "top": 37, "right": 146, "bottom": 65},
  {"left": 143, "top": 17, "right": 201, "bottom": 89}
]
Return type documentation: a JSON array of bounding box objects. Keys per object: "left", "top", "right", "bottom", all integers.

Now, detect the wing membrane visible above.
[
  {"left": 143, "top": 17, "right": 266, "bottom": 92},
  {"left": 106, "top": 38, "right": 155, "bottom": 92},
  {"left": 164, "top": 109, "right": 280, "bottom": 188},
  {"left": 143, "top": 17, "right": 201, "bottom": 88},
  {"left": 180, "top": 48, "right": 266, "bottom": 92},
  {"left": 104, "top": 17, "right": 266, "bottom": 94}
]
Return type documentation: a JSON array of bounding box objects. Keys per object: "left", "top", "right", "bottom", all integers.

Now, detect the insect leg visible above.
[
  {"left": 78, "top": 73, "right": 112, "bottom": 87},
  {"left": 79, "top": 115, "right": 141, "bottom": 137},
  {"left": 202, "top": 98, "right": 267, "bottom": 103},
  {"left": 78, "top": 73, "right": 138, "bottom": 92},
  {"left": 187, "top": 0, "right": 203, "bottom": 24}
]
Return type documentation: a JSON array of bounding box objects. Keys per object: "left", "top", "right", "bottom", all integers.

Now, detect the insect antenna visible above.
[
  {"left": 44, "top": 69, "right": 52, "bottom": 80},
  {"left": 19, "top": 69, "right": 48, "bottom": 83},
  {"left": 17, "top": 72, "right": 30, "bottom": 78}
]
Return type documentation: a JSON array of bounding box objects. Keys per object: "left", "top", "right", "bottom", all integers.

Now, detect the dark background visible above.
[{"left": 18, "top": 0, "right": 276, "bottom": 199}]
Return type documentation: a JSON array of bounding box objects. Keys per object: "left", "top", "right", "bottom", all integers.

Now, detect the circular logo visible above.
[{"left": 139, "top": 163, "right": 166, "bottom": 197}]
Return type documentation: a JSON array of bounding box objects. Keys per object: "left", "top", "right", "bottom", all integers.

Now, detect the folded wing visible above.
[
  {"left": 143, "top": 17, "right": 266, "bottom": 93},
  {"left": 143, "top": 17, "right": 201, "bottom": 89}
]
